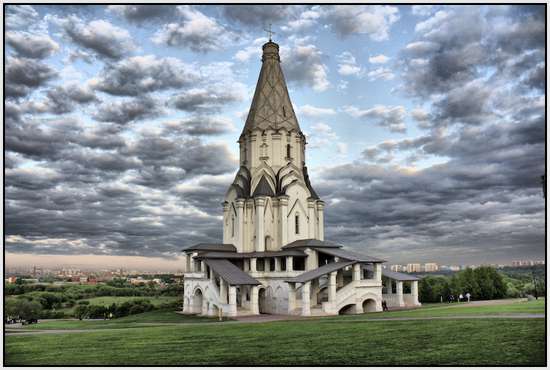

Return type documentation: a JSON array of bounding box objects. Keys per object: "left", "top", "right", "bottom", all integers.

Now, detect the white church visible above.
[{"left": 182, "top": 39, "right": 421, "bottom": 317}]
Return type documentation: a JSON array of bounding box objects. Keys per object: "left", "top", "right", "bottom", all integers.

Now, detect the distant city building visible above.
[
  {"left": 406, "top": 263, "right": 422, "bottom": 273},
  {"left": 448, "top": 265, "right": 461, "bottom": 272},
  {"left": 424, "top": 263, "right": 439, "bottom": 272},
  {"left": 511, "top": 260, "right": 544, "bottom": 267},
  {"left": 390, "top": 265, "right": 404, "bottom": 272}
]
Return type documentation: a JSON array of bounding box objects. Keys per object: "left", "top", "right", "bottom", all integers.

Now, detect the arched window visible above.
[
  {"left": 282, "top": 106, "right": 286, "bottom": 117},
  {"left": 286, "top": 144, "right": 291, "bottom": 158},
  {"left": 295, "top": 214, "right": 300, "bottom": 234},
  {"left": 231, "top": 216, "right": 235, "bottom": 237}
]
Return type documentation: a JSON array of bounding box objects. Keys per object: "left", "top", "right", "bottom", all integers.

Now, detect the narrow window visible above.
[
  {"left": 295, "top": 214, "right": 300, "bottom": 234},
  {"left": 286, "top": 144, "right": 291, "bottom": 158},
  {"left": 231, "top": 216, "right": 235, "bottom": 237},
  {"left": 282, "top": 106, "right": 286, "bottom": 117}
]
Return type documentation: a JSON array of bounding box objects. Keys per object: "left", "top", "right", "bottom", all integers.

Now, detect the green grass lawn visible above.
[
  {"left": 20, "top": 310, "right": 221, "bottom": 330},
  {"left": 5, "top": 318, "right": 545, "bottom": 366},
  {"left": 325, "top": 298, "right": 545, "bottom": 320},
  {"left": 5, "top": 299, "right": 546, "bottom": 366}
]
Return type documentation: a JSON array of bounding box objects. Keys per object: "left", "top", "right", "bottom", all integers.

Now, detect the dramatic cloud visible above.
[
  {"left": 62, "top": 16, "right": 136, "bottom": 59},
  {"left": 345, "top": 105, "right": 407, "bottom": 133},
  {"left": 281, "top": 43, "right": 330, "bottom": 92},
  {"left": 5, "top": 57, "right": 58, "bottom": 98},
  {"left": 92, "top": 55, "right": 200, "bottom": 96},
  {"left": 163, "top": 116, "right": 236, "bottom": 136},
  {"left": 93, "top": 96, "right": 161, "bottom": 124},
  {"left": 4, "top": 5, "right": 545, "bottom": 265},
  {"left": 108, "top": 5, "right": 174, "bottom": 22},
  {"left": 169, "top": 87, "right": 244, "bottom": 113},
  {"left": 323, "top": 5, "right": 400, "bottom": 41},
  {"left": 6, "top": 31, "right": 60, "bottom": 59},
  {"left": 222, "top": 5, "right": 297, "bottom": 28},
  {"left": 153, "top": 6, "right": 235, "bottom": 53}
]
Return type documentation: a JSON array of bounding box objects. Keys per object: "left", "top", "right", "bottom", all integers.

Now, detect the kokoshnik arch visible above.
[{"left": 181, "top": 39, "right": 421, "bottom": 317}]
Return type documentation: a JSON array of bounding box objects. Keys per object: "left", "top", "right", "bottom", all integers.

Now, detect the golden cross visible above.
[{"left": 264, "top": 24, "right": 275, "bottom": 41}]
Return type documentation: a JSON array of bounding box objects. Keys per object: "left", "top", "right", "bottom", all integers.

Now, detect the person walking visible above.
[{"left": 465, "top": 292, "right": 471, "bottom": 302}]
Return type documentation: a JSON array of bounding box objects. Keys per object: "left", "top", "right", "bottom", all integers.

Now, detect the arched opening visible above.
[
  {"left": 362, "top": 298, "right": 377, "bottom": 313},
  {"left": 258, "top": 287, "right": 268, "bottom": 314},
  {"left": 338, "top": 304, "right": 356, "bottom": 315},
  {"left": 192, "top": 289, "right": 203, "bottom": 314}
]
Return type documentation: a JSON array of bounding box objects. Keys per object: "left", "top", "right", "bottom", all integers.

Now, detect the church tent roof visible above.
[{"left": 203, "top": 259, "right": 260, "bottom": 285}]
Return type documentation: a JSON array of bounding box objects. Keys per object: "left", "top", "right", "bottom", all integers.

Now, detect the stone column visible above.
[
  {"left": 201, "top": 299, "right": 208, "bottom": 315},
  {"left": 182, "top": 295, "right": 187, "bottom": 313},
  {"left": 353, "top": 263, "right": 361, "bottom": 281},
  {"left": 220, "top": 278, "right": 227, "bottom": 304},
  {"left": 241, "top": 287, "right": 248, "bottom": 309},
  {"left": 265, "top": 258, "right": 271, "bottom": 272},
  {"left": 328, "top": 271, "right": 337, "bottom": 313},
  {"left": 200, "top": 261, "right": 206, "bottom": 274},
  {"left": 411, "top": 280, "right": 420, "bottom": 305},
  {"left": 189, "top": 254, "right": 195, "bottom": 272},
  {"left": 235, "top": 199, "right": 245, "bottom": 252},
  {"left": 396, "top": 281, "right": 404, "bottom": 307},
  {"left": 287, "top": 283, "right": 296, "bottom": 314},
  {"left": 374, "top": 263, "right": 382, "bottom": 282},
  {"left": 307, "top": 199, "right": 316, "bottom": 239},
  {"left": 228, "top": 286, "right": 237, "bottom": 317},
  {"left": 250, "top": 258, "right": 257, "bottom": 272},
  {"left": 182, "top": 255, "right": 188, "bottom": 273},
  {"left": 251, "top": 286, "right": 259, "bottom": 314},
  {"left": 305, "top": 248, "right": 317, "bottom": 271},
  {"left": 279, "top": 196, "right": 289, "bottom": 246},
  {"left": 255, "top": 197, "right": 266, "bottom": 252},
  {"left": 222, "top": 201, "right": 229, "bottom": 241},
  {"left": 316, "top": 201, "right": 325, "bottom": 240},
  {"left": 274, "top": 257, "right": 281, "bottom": 272},
  {"left": 337, "top": 270, "right": 344, "bottom": 288},
  {"left": 286, "top": 256, "right": 293, "bottom": 272},
  {"left": 301, "top": 282, "right": 311, "bottom": 316}
]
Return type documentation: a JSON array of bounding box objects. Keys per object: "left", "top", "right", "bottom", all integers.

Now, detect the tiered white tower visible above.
[{"left": 223, "top": 40, "right": 324, "bottom": 253}]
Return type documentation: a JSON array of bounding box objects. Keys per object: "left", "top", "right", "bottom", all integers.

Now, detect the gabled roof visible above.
[
  {"left": 252, "top": 176, "right": 275, "bottom": 197},
  {"left": 181, "top": 243, "right": 237, "bottom": 253},
  {"left": 314, "top": 247, "right": 386, "bottom": 263},
  {"left": 285, "top": 261, "right": 354, "bottom": 283},
  {"left": 203, "top": 259, "right": 260, "bottom": 285},
  {"left": 282, "top": 239, "right": 342, "bottom": 250}
]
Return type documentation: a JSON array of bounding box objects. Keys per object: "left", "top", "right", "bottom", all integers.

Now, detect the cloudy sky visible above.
[{"left": 5, "top": 4, "right": 545, "bottom": 269}]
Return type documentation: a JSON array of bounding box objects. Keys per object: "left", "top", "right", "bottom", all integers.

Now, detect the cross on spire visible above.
[{"left": 264, "top": 23, "right": 275, "bottom": 41}]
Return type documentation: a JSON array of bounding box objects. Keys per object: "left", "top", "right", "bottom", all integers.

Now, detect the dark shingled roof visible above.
[
  {"left": 203, "top": 259, "right": 260, "bottom": 285},
  {"left": 285, "top": 261, "right": 354, "bottom": 283},
  {"left": 314, "top": 247, "right": 386, "bottom": 263},
  {"left": 196, "top": 250, "right": 307, "bottom": 259},
  {"left": 282, "top": 239, "right": 342, "bottom": 249},
  {"left": 252, "top": 176, "right": 275, "bottom": 197},
  {"left": 181, "top": 243, "right": 237, "bottom": 253}
]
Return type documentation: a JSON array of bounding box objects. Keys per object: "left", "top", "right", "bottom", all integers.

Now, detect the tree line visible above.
[{"left": 419, "top": 266, "right": 545, "bottom": 303}]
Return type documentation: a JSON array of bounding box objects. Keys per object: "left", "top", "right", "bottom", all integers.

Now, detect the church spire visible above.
[{"left": 240, "top": 39, "right": 302, "bottom": 137}]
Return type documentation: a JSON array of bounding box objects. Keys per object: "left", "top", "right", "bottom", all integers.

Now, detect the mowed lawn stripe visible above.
[{"left": 5, "top": 318, "right": 545, "bottom": 366}]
